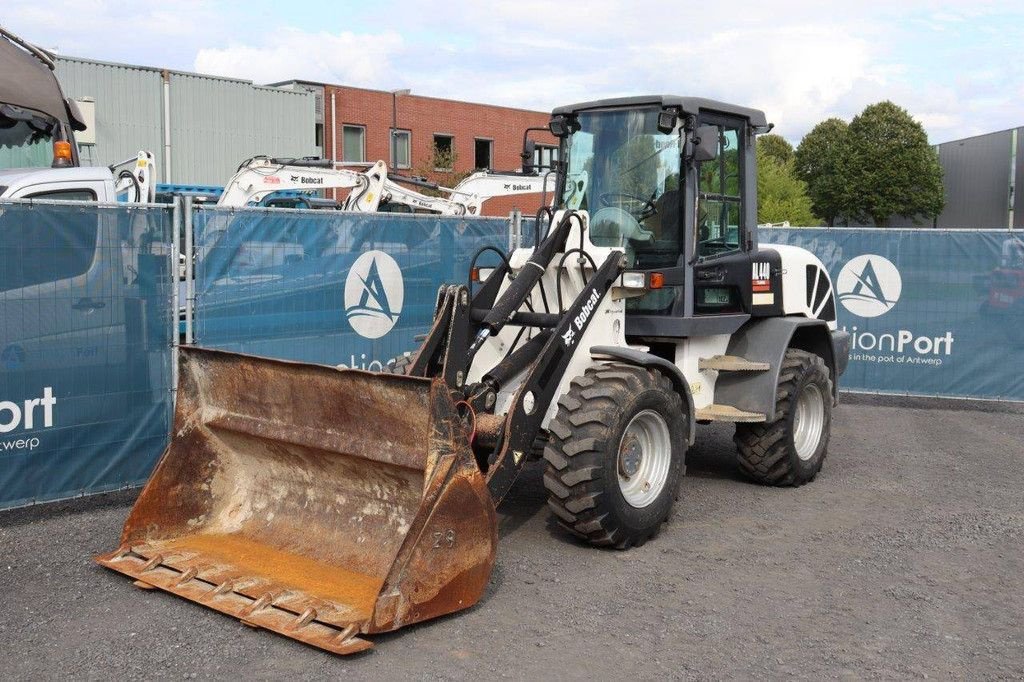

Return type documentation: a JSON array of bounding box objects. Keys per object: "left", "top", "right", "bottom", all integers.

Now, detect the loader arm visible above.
[{"left": 407, "top": 209, "right": 627, "bottom": 502}]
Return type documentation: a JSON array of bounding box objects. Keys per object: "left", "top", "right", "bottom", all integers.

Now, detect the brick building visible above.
[{"left": 273, "top": 81, "right": 559, "bottom": 216}]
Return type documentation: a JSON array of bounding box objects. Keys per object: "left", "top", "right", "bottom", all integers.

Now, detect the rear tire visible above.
[
  {"left": 734, "top": 349, "right": 832, "bottom": 486},
  {"left": 543, "top": 363, "right": 687, "bottom": 549}
]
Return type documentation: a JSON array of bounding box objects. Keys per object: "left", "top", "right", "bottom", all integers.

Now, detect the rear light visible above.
[{"left": 52, "top": 140, "right": 73, "bottom": 168}]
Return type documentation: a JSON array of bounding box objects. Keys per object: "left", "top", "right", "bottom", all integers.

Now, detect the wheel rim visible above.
[
  {"left": 793, "top": 383, "right": 825, "bottom": 461},
  {"left": 617, "top": 409, "right": 672, "bottom": 508}
]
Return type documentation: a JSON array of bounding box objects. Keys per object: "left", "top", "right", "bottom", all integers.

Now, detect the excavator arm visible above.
[
  {"left": 111, "top": 151, "right": 156, "bottom": 203},
  {"left": 216, "top": 156, "right": 474, "bottom": 215},
  {"left": 448, "top": 169, "right": 557, "bottom": 214},
  {"left": 216, "top": 157, "right": 380, "bottom": 208}
]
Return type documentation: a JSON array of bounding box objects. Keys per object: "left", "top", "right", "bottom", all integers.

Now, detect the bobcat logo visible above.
[
  {"left": 344, "top": 251, "right": 404, "bottom": 339},
  {"left": 836, "top": 255, "right": 902, "bottom": 318}
]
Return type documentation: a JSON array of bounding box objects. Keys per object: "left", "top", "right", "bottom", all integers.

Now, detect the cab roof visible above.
[{"left": 551, "top": 95, "right": 768, "bottom": 128}]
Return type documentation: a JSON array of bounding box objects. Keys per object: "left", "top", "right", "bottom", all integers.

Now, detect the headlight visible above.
[{"left": 621, "top": 272, "right": 646, "bottom": 289}]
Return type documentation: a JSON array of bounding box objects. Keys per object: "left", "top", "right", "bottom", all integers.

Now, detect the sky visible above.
[{"left": 4, "top": 0, "right": 1023, "bottom": 144}]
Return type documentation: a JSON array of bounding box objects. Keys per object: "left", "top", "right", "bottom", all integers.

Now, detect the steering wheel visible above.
[{"left": 599, "top": 191, "right": 657, "bottom": 221}]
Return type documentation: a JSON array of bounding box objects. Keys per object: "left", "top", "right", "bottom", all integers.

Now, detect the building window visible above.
[
  {"left": 474, "top": 138, "right": 493, "bottom": 170},
  {"left": 534, "top": 144, "right": 559, "bottom": 170},
  {"left": 392, "top": 130, "right": 411, "bottom": 169},
  {"left": 342, "top": 125, "right": 365, "bottom": 162},
  {"left": 433, "top": 134, "right": 454, "bottom": 170}
]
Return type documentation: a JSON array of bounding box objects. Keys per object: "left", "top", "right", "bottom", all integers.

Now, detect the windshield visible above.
[
  {"left": 559, "top": 107, "right": 681, "bottom": 267},
  {"left": 0, "top": 104, "right": 58, "bottom": 169}
]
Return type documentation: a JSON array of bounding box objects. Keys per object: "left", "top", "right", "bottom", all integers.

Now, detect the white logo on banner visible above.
[
  {"left": 344, "top": 251, "right": 404, "bottom": 339},
  {"left": 836, "top": 254, "right": 902, "bottom": 318}
]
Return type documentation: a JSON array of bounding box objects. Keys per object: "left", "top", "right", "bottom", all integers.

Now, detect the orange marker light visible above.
[
  {"left": 470, "top": 267, "right": 481, "bottom": 282},
  {"left": 649, "top": 272, "right": 665, "bottom": 289}
]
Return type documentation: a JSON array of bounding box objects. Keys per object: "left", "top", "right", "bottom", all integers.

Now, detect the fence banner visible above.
[
  {"left": 762, "top": 228, "right": 1024, "bottom": 400},
  {"left": 192, "top": 207, "right": 510, "bottom": 368},
  {"left": 0, "top": 201, "right": 175, "bottom": 509}
]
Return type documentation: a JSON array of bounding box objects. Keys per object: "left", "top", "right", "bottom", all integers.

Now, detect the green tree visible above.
[
  {"left": 413, "top": 144, "right": 471, "bottom": 195},
  {"left": 840, "top": 101, "right": 944, "bottom": 227},
  {"left": 794, "top": 118, "right": 849, "bottom": 226},
  {"left": 758, "top": 134, "right": 795, "bottom": 166},
  {"left": 756, "top": 145, "right": 818, "bottom": 226}
]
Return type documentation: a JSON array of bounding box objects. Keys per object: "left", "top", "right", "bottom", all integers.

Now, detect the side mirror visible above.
[
  {"left": 521, "top": 139, "right": 536, "bottom": 174},
  {"left": 692, "top": 125, "right": 719, "bottom": 163}
]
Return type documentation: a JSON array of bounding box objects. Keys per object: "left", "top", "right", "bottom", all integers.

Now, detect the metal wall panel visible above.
[
  {"left": 935, "top": 130, "right": 1013, "bottom": 229},
  {"left": 169, "top": 73, "right": 316, "bottom": 185},
  {"left": 1014, "top": 127, "right": 1023, "bottom": 229},
  {"left": 54, "top": 57, "right": 316, "bottom": 187},
  {"left": 54, "top": 57, "right": 165, "bottom": 177}
]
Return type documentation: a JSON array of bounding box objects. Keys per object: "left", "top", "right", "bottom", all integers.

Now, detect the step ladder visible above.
[{"left": 695, "top": 355, "right": 769, "bottom": 422}]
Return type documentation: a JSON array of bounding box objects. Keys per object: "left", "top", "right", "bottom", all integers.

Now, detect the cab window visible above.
[
  {"left": 0, "top": 207, "right": 98, "bottom": 291},
  {"left": 25, "top": 188, "right": 97, "bottom": 201},
  {"left": 697, "top": 124, "right": 743, "bottom": 258}
]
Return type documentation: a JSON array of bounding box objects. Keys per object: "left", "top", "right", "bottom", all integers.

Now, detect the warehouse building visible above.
[
  {"left": 934, "top": 127, "right": 1022, "bottom": 229},
  {"left": 54, "top": 55, "right": 316, "bottom": 186}
]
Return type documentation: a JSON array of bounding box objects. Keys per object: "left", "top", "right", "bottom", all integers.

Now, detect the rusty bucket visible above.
[{"left": 96, "top": 347, "right": 497, "bottom": 655}]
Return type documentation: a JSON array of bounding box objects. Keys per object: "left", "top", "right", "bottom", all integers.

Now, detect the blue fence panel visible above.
[
  {"left": 0, "top": 201, "right": 175, "bottom": 509},
  {"left": 763, "top": 228, "right": 1024, "bottom": 400},
  {"left": 193, "top": 207, "right": 510, "bottom": 368}
]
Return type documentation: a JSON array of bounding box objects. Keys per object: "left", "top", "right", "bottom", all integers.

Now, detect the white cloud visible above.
[
  {"left": 193, "top": 28, "right": 404, "bottom": 86},
  {"left": 4, "top": 0, "right": 1022, "bottom": 143}
]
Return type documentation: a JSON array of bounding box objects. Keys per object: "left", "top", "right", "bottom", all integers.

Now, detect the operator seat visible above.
[{"left": 649, "top": 190, "right": 680, "bottom": 242}]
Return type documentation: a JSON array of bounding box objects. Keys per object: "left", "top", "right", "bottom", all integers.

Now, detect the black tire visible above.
[
  {"left": 382, "top": 353, "right": 415, "bottom": 374},
  {"left": 543, "top": 362, "right": 687, "bottom": 549},
  {"left": 734, "top": 349, "right": 832, "bottom": 486}
]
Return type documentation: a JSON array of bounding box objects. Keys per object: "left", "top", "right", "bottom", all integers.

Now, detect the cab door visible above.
[{"left": 691, "top": 115, "right": 757, "bottom": 316}]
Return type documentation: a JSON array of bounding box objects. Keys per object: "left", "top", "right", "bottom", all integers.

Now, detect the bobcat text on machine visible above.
[{"left": 97, "top": 96, "right": 850, "bottom": 655}]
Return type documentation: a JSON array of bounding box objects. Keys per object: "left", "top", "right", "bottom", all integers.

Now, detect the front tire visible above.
[
  {"left": 734, "top": 349, "right": 832, "bottom": 486},
  {"left": 543, "top": 363, "right": 687, "bottom": 549}
]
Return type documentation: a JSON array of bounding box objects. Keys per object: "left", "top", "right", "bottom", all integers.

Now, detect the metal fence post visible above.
[
  {"left": 509, "top": 209, "right": 521, "bottom": 251},
  {"left": 171, "top": 196, "right": 181, "bottom": 390},
  {"left": 184, "top": 196, "right": 195, "bottom": 345}
]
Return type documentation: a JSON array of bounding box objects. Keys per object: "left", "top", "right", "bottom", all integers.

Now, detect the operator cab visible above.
[{"left": 548, "top": 96, "right": 778, "bottom": 338}]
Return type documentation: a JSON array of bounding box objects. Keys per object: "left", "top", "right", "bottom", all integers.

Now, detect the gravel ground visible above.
[{"left": 2, "top": 394, "right": 1022, "bottom": 680}]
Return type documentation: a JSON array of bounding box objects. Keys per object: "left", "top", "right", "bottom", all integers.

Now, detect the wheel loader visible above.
[{"left": 97, "top": 96, "right": 851, "bottom": 655}]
